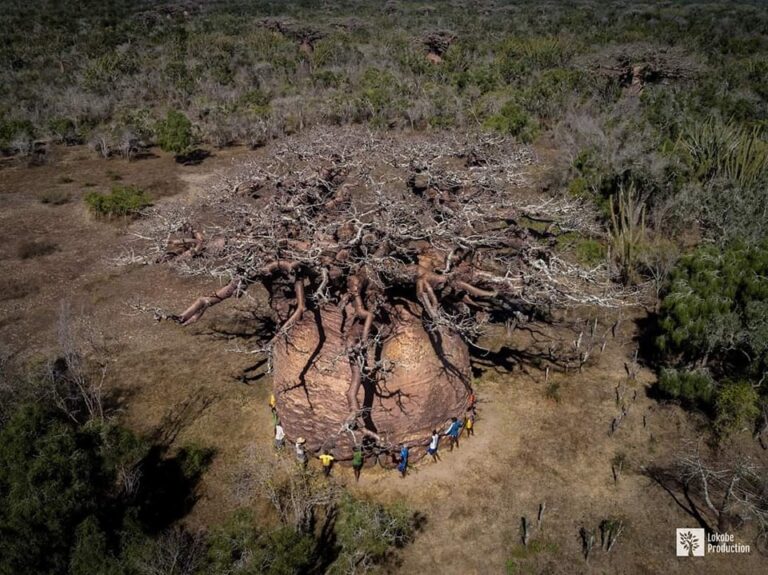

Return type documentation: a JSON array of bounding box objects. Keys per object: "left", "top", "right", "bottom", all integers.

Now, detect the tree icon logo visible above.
[{"left": 676, "top": 528, "right": 705, "bottom": 556}]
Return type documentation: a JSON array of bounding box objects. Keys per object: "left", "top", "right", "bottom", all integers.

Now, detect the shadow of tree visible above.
[
  {"left": 176, "top": 149, "right": 211, "bottom": 166},
  {"left": 134, "top": 443, "right": 215, "bottom": 532},
  {"left": 644, "top": 465, "right": 714, "bottom": 532}
]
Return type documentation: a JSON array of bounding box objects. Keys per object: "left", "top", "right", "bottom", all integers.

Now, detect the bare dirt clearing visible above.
[{"left": 0, "top": 140, "right": 764, "bottom": 574}]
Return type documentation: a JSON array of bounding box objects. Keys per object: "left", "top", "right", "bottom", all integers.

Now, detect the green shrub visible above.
[
  {"left": 156, "top": 110, "right": 194, "bottom": 156},
  {"left": 545, "top": 380, "right": 561, "bottom": 402},
  {"left": 568, "top": 176, "right": 590, "bottom": 198},
  {"left": 206, "top": 509, "right": 314, "bottom": 575},
  {"left": 0, "top": 370, "right": 216, "bottom": 575},
  {"left": 484, "top": 100, "right": 537, "bottom": 142},
  {"left": 609, "top": 184, "right": 647, "bottom": 285},
  {"left": 506, "top": 539, "right": 559, "bottom": 574},
  {"left": 69, "top": 516, "right": 121, "bottom": 575},
  {"left": 240, "top": 89, "right": 271, "bottom": 118},
  {"left": 522, "top": 68, "right": 584, "bottom": 123},
  {"left": 656, "top": 242, "right": 768, "bottom": 433},
  {"left": 655, "top": 242, "right": 768, "bottom": 383},
  {"left": 357, "top": 67, "right": 406, "bottom": 127},
  {"left": 313, "top": 69, "right": 344, "bottom": 89},
  {"left": 48, "top": 117, "right": 79, "bottom": 144},
  {"left": 83, "top": 50, "right": 138, "bottom": 94},
  {"left": 576, "top": 239, "right": 606, "bottom": 266},
  {"left": 85, "top": 185, "right": 152, "bottom": 218},
  {"left": 715, "top": 380, "right": 760, "bottom": 438},
  {"left": 556, "top": 233, "right": 606, "bottom": 266},
  {"left": 657, "top": 368, "right": 716, "bottom": 409},
  {"left": 118, "top": 108, "right": 156, "bottom": 142},
  {"left": 681, "top": 118, "right": 768, "bottom": 189},
  {"left": 496, "top": 36, "right": 574, "bottom": 81},
  {"left": 329, "top": 494, "right": 415, "bottom": 573},
  {"left": 178, "top": 442, "right": 215, "bottom": 480},
  {"left": 0, "top": 405, "right": 104, "bottom": 574},
  {"left": 0, "top": 117, "right": 34, "bottom": 151}
]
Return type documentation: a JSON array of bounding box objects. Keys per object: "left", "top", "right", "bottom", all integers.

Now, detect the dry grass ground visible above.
[{"left": 0, "top": 141, "right": 765, "bottom": 574}]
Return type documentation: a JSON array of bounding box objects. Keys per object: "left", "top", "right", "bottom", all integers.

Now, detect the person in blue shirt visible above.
[
  {"left": 397, "top": 444, "right": 409, "bottom": 477},
  {"left": 444, "top": 416, "right": 463, "bottom": 451}
]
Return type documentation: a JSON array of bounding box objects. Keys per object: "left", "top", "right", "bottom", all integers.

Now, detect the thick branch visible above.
[
  {"left": 453, "top": 280, "right": 497, "bottom": 299},
  {"left": 176, "top": 279, "right": 240, "bottom": 325}
]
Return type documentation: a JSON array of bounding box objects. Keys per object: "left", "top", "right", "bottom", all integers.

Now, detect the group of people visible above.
[{"left": 269, "top": 390, "right": 478, "bottom": 480}]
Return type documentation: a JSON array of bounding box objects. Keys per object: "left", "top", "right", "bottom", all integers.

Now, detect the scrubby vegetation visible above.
[
  {"left": 2, "top": 1, "right": 766, "bottom": 283},
  {"left": 3, "top": 0, "right": 768, "bottom": 570},
  {"left": 85, "top": 185, "right": 152, "bottom": 218},
  {"left": 0, "top": 355, "right": 212, "bottom": 575},
  {"left": 156, "top": 110, "right": 194, "bottom": 156},
  {"left": 0, "top": 344, "right": 417, "bottom": 575},
  {"left": 655, "top": 242, "right": 768, "bottom": 437}
]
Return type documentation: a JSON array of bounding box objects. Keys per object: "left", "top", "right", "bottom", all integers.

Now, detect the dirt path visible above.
[{"left": 349, "top": 381, "right": 517, "bottom": 573}]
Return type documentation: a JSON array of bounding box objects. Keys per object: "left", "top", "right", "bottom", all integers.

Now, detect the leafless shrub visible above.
[
  {"left": 676, "top": 447, "right": 768, "bottom": 532},
  {"left": 117, "top": 128, "right": 140, "bottom": 160},
  {"left": 232, "top": 444, "right": 340, "bottom": 533},
  {"left": 10, "top": 135, "right": 33, "bottom": 156},
  {"left": 48, "top": 303, "right": 109, "bottom": 424},
  {"left": 131, "top": 526, "right": 207, "bottom": 575},
  {"left": 89, "top": 132, "right": 113, "bottom": 159}
]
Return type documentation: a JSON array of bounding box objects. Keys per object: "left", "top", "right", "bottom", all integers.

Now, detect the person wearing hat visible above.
[{"left": 295, "top": 437, "right": 308, "bottom": 467}]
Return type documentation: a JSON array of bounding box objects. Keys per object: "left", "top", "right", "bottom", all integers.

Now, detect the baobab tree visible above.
[{"left": 133, "top": 128, "right": 620, "bottom": 460}]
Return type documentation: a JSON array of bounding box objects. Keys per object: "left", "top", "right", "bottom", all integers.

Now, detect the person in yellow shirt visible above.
[
  {"left": 318, "top": 450, "right": 335, "bottom": 477},
  {"left": 464, "top": 409, "right": 475, "bottom": 437}
]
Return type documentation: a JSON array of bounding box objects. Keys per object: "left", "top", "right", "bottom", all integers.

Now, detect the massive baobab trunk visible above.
[
  {"left": 136, "top": 128, "right": 621, "bottom": 462},
  {"left": 273, "top": 304, "right": 470, "bottom": 459}
]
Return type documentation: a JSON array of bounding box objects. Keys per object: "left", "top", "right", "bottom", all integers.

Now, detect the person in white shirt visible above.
[
  {"left": 274, "top": 423, "right": 285, "bottom": 450},
  {"left": 427, "top": 429, "right": 441, "bottom": 462}
]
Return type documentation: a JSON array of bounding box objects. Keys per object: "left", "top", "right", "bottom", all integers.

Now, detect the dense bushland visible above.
[
  {"left": 3, "top": 1, "right": 767, "bottom": 246},
  {"left": 0, "top": 353, "right": 417, "bottom": 575},
  {"left": 655, "top": 242, "right": 768, "bottom": 437}
]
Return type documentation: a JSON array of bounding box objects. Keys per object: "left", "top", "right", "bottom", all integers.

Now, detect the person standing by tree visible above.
[
  {"left": 444, "top": 417, "right": 463, "bottom": 451},
  {"left": 295, "top": 437, "right": 308, "bottom": 468},
  {"left": 274, "top": 422, "right": 285, "bottom": 450},
  {"left": 427, "top": 429, "right": 441, "bottom": 462},
  {"left": 352, "top": 446, "right": 364, "bottom": 482},
  {"left": 269, "top": 393, "right": 278, "bottom": 428},
  {"left": 318, "top": 450, "right": 335, "bottom": 477},
  {"left": 464, "top": 409, "right": 475, "bottom": 438},
  {"left": 397, "top": 444, "right": 409, "bottom": 478}
]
